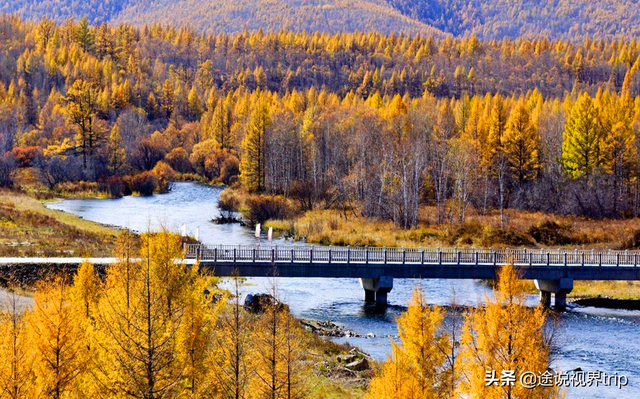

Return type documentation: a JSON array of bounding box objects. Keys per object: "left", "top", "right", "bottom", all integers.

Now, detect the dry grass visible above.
[
  {"left": 571, "top": 281, "right": 640, "bottom": 300},
  {"left": 266, "top": 206, "right": 640, "bottom": 250},
  {"left": 0, "top": 190, "right": 118, "bottom": 257}
]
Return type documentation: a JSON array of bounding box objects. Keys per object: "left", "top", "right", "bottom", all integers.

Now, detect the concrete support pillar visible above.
[
  {"left": 555, "top": 291, "right": 568, "bottom": 310},
  {"left": 539, "top": 291, "right": 551, "bottom": 308},
  {"left": 364, "top": 289, "right": 376, "bottom": 303},
  {"left": 534, "top": 278, "right": 573, "bottom": 310},
  {"left": 360, "top": 276, "right": 393, "bottom": 306}
]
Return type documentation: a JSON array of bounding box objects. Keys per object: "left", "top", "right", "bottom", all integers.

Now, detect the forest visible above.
[
  {"left": 4, "top": 0, "right": 640, "bottom": 40},
  {"left": 3, "top": 16, "right": 640, "bottom": 227},
  {"left": 0, "top": 230, "right": 556, "bottom": 399}
]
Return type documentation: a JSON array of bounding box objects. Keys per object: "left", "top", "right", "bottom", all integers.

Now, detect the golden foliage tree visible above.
[
  {"left": 458, "top": 265, "right": 558, "bottom": 399},
  {"left": 92, "top": 230, "right": 192, "bottom": 398},
  {"left": 241, "top": 93, "right": 271, "bottom": 192},
  {"left": 0, "top": 289, "right": 36, "bottom": 399},
  {"left": 502, "top": 101, "right": 541, "bottom": 184},
  {"left": 29, "top": 276, "right": 88, "bottom": 399},
  {"left": 368, "top": 289, "right": 449, "bottom": 399}
]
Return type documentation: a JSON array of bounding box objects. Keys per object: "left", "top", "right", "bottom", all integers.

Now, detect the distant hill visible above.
[
  {"left": 387, "top": 0, "right": 640, "bottom": 40},
  {"left": 3, "top": 0, "right": 640, "bottom": 39},
  {"left": 0, "top": 0, "right": 442, "bottom": 36}
]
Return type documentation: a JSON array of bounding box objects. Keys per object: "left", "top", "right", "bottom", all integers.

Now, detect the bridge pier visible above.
[
  {"left": 360, "top": 276, "right": 393, "bottom": 306},
  {"left": 534, "top": 278, "right": 573, "bottom": 310}
]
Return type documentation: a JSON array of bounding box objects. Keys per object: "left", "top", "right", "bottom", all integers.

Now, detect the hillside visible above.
[
  {"left": 0, "top": 0, "right": 442, "bottom": 36},
  {"left": 2, "top": 0, "right": 640, "bottom": 39},
  {"left": 388, "top": 0, "right": 640, "bottom": 39}
]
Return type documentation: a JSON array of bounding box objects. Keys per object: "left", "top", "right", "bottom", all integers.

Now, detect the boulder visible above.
[{"left": 243, "top": 293, "right": 288, "bottom": 313}]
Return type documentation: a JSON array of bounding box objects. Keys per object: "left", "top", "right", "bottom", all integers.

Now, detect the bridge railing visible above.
[{"left": 184, "top": 244, "right": 640, "bottom": 267}]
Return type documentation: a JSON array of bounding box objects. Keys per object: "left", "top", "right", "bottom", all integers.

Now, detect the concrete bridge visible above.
[
  {"left": 4, "top": 245, "right": 640, "bottom": 309},
  {"left": 185, "top": 244, "right": 640, "bottom": 309}
]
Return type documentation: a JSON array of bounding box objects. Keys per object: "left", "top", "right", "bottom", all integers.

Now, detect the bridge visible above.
[
  {"left": 4, "top": 245, "right": 640, "bottom": 309},
  {"left": 184, "top": 244, "right": 640, "bottom": 309}
]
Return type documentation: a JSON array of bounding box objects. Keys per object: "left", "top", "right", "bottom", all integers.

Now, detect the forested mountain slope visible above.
[
  {"left": 4, "top": 0, "right": 640, "bottom": 39},
  {"left": 389, "top": 0, "right": 640, "bottom": 39},
  {"left": 0, "top": 0, "right": 442, "bottom": 36}
]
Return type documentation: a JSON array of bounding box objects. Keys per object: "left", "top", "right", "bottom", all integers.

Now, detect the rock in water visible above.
[{"left": 243, "top": 293, "right": 289, "bottom": 313}]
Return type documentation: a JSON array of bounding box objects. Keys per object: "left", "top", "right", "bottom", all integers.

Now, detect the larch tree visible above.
[
  {"left": 368, "top": 289, "right": 449, "bottom": 399},
  {"left": 241, "top": 93, "right": 271, "bottom": 192},
  {"left": 69, "top": 261, "right": 102, "bottom": 397},
  {"left": 561, "top": 93, "right": 605, "bottom": 181},
  {"left": 28, "top": 276, "right": 87, "bottom": 399},
  {"left": 502, "top": 101, "right": 541, "bottom": 185},
  {"left": 176, "top": 266, "right": 223, "bottom": 396},
  {"left": 0, "top": 288, "right": 36, "bottom": 399},
  {"left": 598, "top": 92, "right": 636, "bottom": 215},
  {"left": 65, "top": 79, "right": 101, "bottom": 170},
  {"left": 458, "top": 265, "right": 559, "bottom": 399},
  {"left": 106, "top": 124, "right": 126, "bottom": 174},
  {"left": 93, "top": 231, "right": 189, "bottom": 399},
  {"left": 251, "top": 282, "right": 309, "bottom": 399},
  {"left": 211, "top": 274, "right": 253, "bottom": 399}
]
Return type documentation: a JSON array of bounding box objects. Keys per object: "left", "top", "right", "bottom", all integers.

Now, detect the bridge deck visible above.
[{"left": 186, "top": 244, "right": 640, "bottom": 280}]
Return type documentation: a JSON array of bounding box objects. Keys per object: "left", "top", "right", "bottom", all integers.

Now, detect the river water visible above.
[{"left": 46, "top": 182, "right": 640, "bottom": 398}]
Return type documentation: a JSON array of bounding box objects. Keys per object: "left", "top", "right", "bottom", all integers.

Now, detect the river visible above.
[{"left": 46, "top": 182, "right": 640, "bottom": 398}]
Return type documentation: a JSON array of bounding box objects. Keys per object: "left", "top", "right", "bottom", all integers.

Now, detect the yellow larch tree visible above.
[
  {"left": 502, "top": 100, "right": 541, "bottom": 184},
  {"left": 0, "top": 288, "right": 36, "bottom": 399},
  {"left": 92, "top": 230, "right": 190, "bottom": 399},
  {"left": 458, "top": 265, "right": 559, "bottom": 399},
  {"left": 368, "top": 289, "right": 449, "bottom": 399},
  {"left": 28, "top": 276, "right": 88, "bottom": 399},
  {"left": 240, "top": 92, "right": 271, "bottom": 192}
]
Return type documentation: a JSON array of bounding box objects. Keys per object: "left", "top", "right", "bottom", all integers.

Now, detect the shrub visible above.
[
  {"left": 131, "top": 171, "right": 158, "bottom": 196},
  {"left": 151, "top": 161, "right": 175, "bottom": 193},
  {"left": 99, "top": 176, "right": 125, "bottom": 198},
  {"left": 622, "top": 229, "right": 640, "bottom": 250},
  {"left": 218, "top": 190, "right": 240, "bottom": 219},
  {"left": 10, "top": 146, "right": 43, "bottom": 167},
  {"left": 220, "top": 155, "right": 240, "bottom": 184},
  {"left": 164, "top": 147, "right": 192, "bottom": 173},
  {"left": 526, "top": 220, "right": 575, "bottom": 246},
  {"left": 244, "top": 195, "right": 293, "bottom": 225}
]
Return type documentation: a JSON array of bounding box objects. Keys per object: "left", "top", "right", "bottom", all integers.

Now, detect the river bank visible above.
[{"left": 0, "top": 189, "right": 118, "bottom": 257}]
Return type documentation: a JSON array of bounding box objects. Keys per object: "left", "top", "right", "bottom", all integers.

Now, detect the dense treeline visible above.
[{"left": 4, "top": 17, "right": 640, "bottom": 224}]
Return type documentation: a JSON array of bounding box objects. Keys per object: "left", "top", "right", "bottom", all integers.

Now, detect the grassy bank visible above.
[{"left": 0, "top": 189, "right": 118, "bottom": 257}]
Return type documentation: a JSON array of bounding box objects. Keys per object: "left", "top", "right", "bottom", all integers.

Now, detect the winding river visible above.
[{"left": 46, "top": 182, "right": 640, "bottom": 398}]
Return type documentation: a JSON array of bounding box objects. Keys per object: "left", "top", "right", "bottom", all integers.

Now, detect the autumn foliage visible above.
[{"left": 0, "top": 231, "right": 312, "bottom": 399}]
